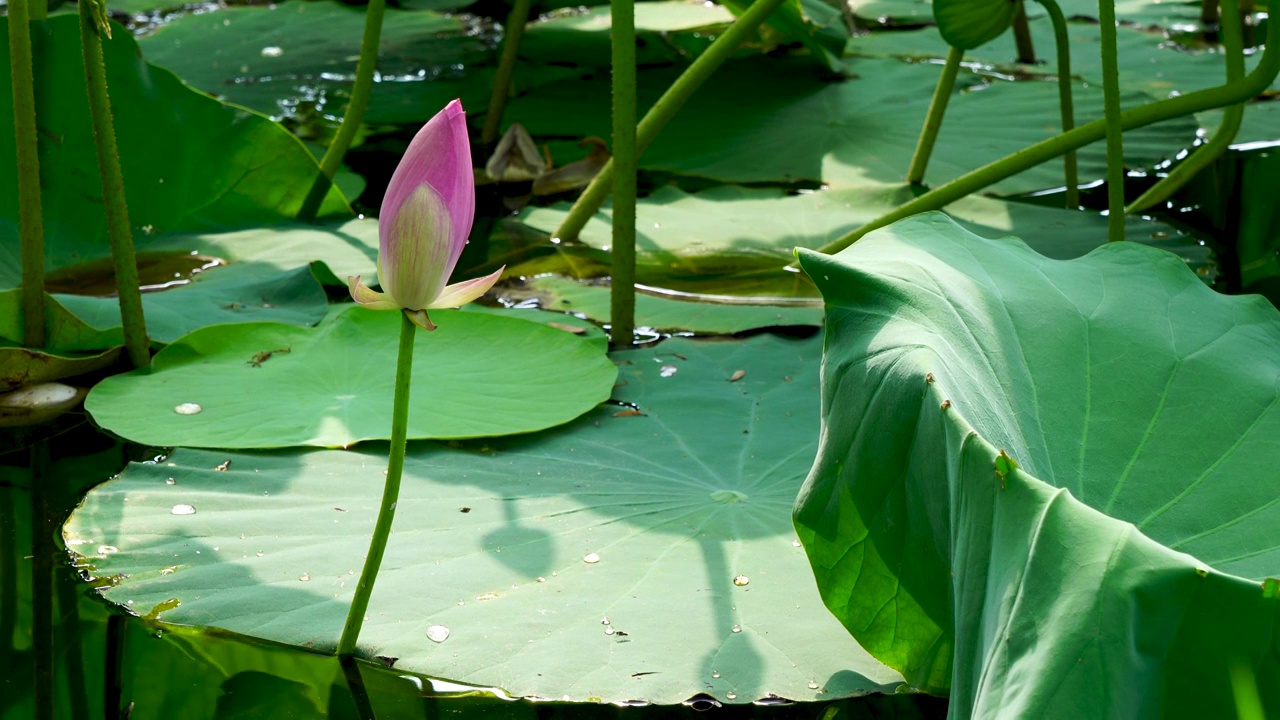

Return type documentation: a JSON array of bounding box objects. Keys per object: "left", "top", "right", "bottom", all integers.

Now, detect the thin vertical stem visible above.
[
  {"left": 298, "top": 0, "right": 386, "bottom": 223},
  {"left": 10, "top": 0, "right": 46, "bottom": 348},
  {"left": 30, "top": 439, "right": 53, "bottom": 720},
  {"left": 1037, "top": 0, "right": 1079, "bottom": 207},
  {"left": 339, "top": 655, "right": 377, "bottom": 720},
  {"left": 481, "top": 0, "right": 534, "bottom": 145},
  {"left": 80, "top": 5, "right": 149, "bottom": 366},
  {"left": 1127, "top": 0, "right": 1243, "bottom": 214},
  {"left": 609, "top": 0, "right": 637, "bottom": 345},
  {"left": 0, "top": 483, "right": 15, "bottom": 673},
  {"left": 907, "top": 46, "right": 963, "bottom": 185},
  {"left": 1098, "top": 0, "right": 1126, "bottom": 241},
  {"left": 1011, "top": 0, "right": 1036, "bottom": 63},
  {"left": 553, "top": 0, "right": 789, "bottom": 242},
  {"left": 338, "top": 311, "right": 416, "bottom": 657},
  {"left": 54, "top": 568, "right": 91, "bottom": 720}
]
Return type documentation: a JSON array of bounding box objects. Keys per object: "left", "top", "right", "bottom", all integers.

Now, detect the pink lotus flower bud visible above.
[{"left": 348, "top": 100, "right": 503, "bottom": 331}]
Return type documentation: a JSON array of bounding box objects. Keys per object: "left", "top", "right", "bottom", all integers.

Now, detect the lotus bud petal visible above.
[{"left": 348, "top": 100, "right": 506, "bottom": 328}]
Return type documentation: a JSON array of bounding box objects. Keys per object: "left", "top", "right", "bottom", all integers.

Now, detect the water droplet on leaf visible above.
[
  {"left": 299, "top": 573, "right": 310, "bottom": 581},
  {"left": 173, "top": 403, "right": 202, "bottom": 415},
  {"left": 170, "top": 504, "right": 196, "bottom": 516},
  {"left": 583, "top": 552, "right": 600, "bottom": 564},
  {"left": 732, "top": 575, "right": 749, "bottom": 587},
  {"left": 426, "top": 625, "right": 450, "bottom": 643},
  {"left": 730, "top": 624, "right": 741, "bottom": 633}
]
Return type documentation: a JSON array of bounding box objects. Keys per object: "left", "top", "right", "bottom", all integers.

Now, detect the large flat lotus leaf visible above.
[
  {"left": 520, "top": 185, "right": 1210, "bottom": 281},
  {"left": 503, "top": 57, "right": 1196, "bottom": 194},
  {"left": 519, "top": 1, "right": 733, "bottom": 66},
  {"left": 792, "top": 213, "right": 1280, "bottom": 716},
  {"left": 65, "top": 334, "right": 906, "bottom": 704},
  {"left": 513, "top": 275, "right": 825, "bottom": 333},
  {"left": 135, "top": 1, "right": 490, "bottom": 123},
  {"left": 849, "top": 20, "right": 1275, "bottom": 103},
  {"left": 85, "top": 304, "right": 617, "bottom": 448},
  {"left": 0, "top": 17, "right": 349, "bottom": 291},
  {"left": 145, "top": 218, "right": 380, "bottom": 288}
]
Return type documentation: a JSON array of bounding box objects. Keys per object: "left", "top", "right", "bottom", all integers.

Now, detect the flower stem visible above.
[
  {"left": 610, "top": 0, "right": 637, "bottom": 345},
  {"left": 552, "top": 0, "right": 790, "bottom": 242},
  {"left": 338, "top": 310, "right": 416, "bottom": 657},
  {"left": 10, "top": 0, "right": 46, "bottom": 349},
  {"left": 298, "top": 0, "right": 386, "bottom": 224},
  {"left": 814, "top": 5, "right": 1280, "bottom": 255},
  {"left": 1011, "top": 0, "right": 1036, "bottom": 64},
  {"left": 907, "top": 45, "right": 962, "bottom": 185},
  {"left": 1098, "top": 0, "right": 1125, "bottom": 241},
  {"left": 481, "top": 0, "right": 534, "bottom": 145},
  {"left": 80, "top": 3, "right": 150, "bottom": 367},
  {"left": 1037, "top": 0, "right": 1078, "bottom": 208},
  {"left": 1127, "top": 0, "right": 1243, "bottom": 214}
]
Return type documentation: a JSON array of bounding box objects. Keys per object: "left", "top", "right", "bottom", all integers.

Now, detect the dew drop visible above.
[
  {"left": 583, "top": 552, "right": 600, "bottom": 564},
  {"left": 730, "top": 624, "right": 741, "bottom": 633},
  {"left": 726, "top": 692, "right": 737, "bottom": 700},
  {"left": 260, "top": 46, "right": 284, "bottom": 57},
  {"left": 732, "top": 575, "right": 749, "bottom": 587},
  {"left": 255, "top": 551, "right": 264, "bottom": 557},
  {"left": 711, "top": 671, "right": 721, "bottom": 678},
  {"left": 164, "top": 478, "right": 176, "bottom": 486},
  {"left": 601, "top": 616, "right": 610, "bottom": 625},
  {"left": 791, "top": 540, "right": 801, "bottom": 548},
  {"left": 299, "top": 573, "right": 311, "bottom": 581},
  {"left": 604, "top": 627, "right": 615, "bottom": 636},
  {"left": 536, "top": 576, "right": 546, "bottom": 583},
  {"left": 97, "top": 545, "right": 119, "bottom": 555},
  {"left": 808, "top": 681, "right": 819, "bottom": 690},
  {"left": 239, "top": 534, "right": 246, "bottom": 540},
  {"left": 173, "top": 403, "right": 202, "bottom": 415},
  {"left": 426, "top": 625, "right": 450, "bottom": 643},
  {"left": 659, "top": 364, "right": 678, "bottom": 378},
  {"left": 170, "top": 504, "right": 196, "bottom": 516}
]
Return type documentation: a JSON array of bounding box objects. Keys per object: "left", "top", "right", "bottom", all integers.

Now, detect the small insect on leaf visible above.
[
  {"left": 925, "top": 373, "right": 935, "bottom": 384},
  {"left": 941, "top": 399, "right": 951, "bottom": 410},
  {"left": 729, "top": 369, "right": 746, "bottom": 382},
  {"left": 247, "top": 347, "right": 291, "bottom": 368},
  {"left": 994, "top": 449, "right": 1019, "bottom": 489}
]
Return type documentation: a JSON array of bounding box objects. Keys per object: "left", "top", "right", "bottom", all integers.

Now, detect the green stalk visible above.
[
  {"left": 10, "top": 0, "right": 45, "bottom": 349},
  {"left": 30, "top": 439, "right": 53, "bottom": 720},
  {"left": 480, "top": 0, "right": 534, "bottom": 145},
  {"left": 1011, "top": 0, "right": 1036, "bottom": 64},
  {"left": 610, "top": 0, "right": 637, "bottom": 345},
  {"left": 297, "top": 0, "right": 386, "bottom": 224},
  {"left": 80, "top": 2, "right": 149, "bottom": 367},
  {"left": 814, "top": 5, "right": 1280, "bottom": 255},
  {"left": 338, "top": 311, "right": 416, "bottom": 657},
  {"left": 28, "top": 0, "right": 46, "bottom": 20},
  {"left": 1038, "top": 0, "right": 1079, "bottom": 207},
  {"left": 1127, "top": 0, "right": 1243, "bottom": 214},
  {"left": 54, "top": 568, "right": 91, "bottom": 720},
  {"left": 1098, "top": 0, "right": 1125, "bottom": 241},
  {"left": 553, "top": 0, "right": 789, "bottom": 242},
  {"left": 907, "top": 46, "right": 963, "bottom": 185}
]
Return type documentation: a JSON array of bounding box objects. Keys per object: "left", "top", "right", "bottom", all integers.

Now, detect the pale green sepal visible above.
[
  {"left": 427, "top": 267, "right": 505, "bottom": 310},
  {"left": 347, "top": 275, "right": 400, "bottom": 311},
  {"left": 405, "top": 309, "right": 437, "bottom": 331}
]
